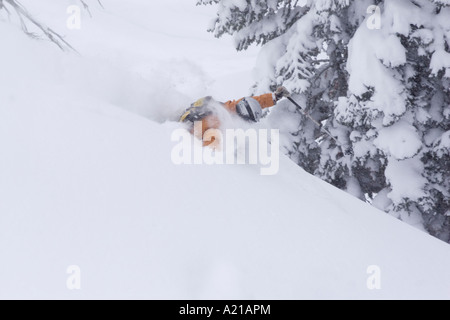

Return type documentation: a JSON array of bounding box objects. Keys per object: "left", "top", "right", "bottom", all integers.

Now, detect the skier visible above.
[{"left": 179, "top": 86, "right": 290, "bottom": 146}]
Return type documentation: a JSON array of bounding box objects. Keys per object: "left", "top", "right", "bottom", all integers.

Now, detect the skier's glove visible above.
[{"left": 274, "top": 86, "right": 291, "bottom": 102}]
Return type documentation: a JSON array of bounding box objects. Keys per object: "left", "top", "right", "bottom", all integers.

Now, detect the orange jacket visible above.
[
  {"left": 223, "top": 93, "right": 275, "bottom": 113},
  {"left": 194, "top": 93, "right": 276, "bottom": 146}
]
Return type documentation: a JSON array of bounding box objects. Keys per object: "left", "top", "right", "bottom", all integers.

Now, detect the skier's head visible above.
[
  {"left": 236, "top": 97, "right": 263, "bottom": 122},
  {"left": 179, "top": 96, "right": 215, "bottom": 123}
]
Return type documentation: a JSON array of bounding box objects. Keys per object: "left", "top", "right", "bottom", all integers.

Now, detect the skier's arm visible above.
[
  {"left": 253, "top": 93, "right": 277, "bottom": 109},
  {"left": 223, "top": 93, "right": 276, "bottom": 113}
]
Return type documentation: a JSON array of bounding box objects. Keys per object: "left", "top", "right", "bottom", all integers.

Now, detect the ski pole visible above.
[
  {"left": 286, "top": 97, "right": 354, "bottom": 156},
  {"left": 286, "top": 97, "right": 339, "bottom": 144}
]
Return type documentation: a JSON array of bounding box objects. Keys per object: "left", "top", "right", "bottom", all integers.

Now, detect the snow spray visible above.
[{"left": 171, "top": 121, "right": 280, "bottom": 176}]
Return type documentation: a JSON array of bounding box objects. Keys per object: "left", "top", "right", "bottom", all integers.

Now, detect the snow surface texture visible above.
[{"left": 1, "top": 0, "right": 450, "bottom": 299}]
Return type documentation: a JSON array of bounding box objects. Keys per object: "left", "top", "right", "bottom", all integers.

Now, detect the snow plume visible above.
[
  {"left": 1, "top": 23, "right": 205, "bottom": 125},
  {"left": 125, "top": 60, "right": 210, "bottom": 123},
  {"left": 61, "top": 57, "right": 195, "bottom": 123}
]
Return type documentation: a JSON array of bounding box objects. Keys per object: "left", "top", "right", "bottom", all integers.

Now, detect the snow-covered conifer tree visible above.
[
  {"left": 199, "top": 0, "right": 450, "bottom": 241},
  {"left": 338, "top": 0, "right": 450, "bottom": 239}
]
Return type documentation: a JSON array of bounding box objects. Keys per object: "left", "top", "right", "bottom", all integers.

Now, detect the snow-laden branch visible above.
[
  {"left": 77, "top": 0, "right": 104, "bottom": 17},
  {"left": 1, "top": 0, "right": 78, "bottom": 53}
]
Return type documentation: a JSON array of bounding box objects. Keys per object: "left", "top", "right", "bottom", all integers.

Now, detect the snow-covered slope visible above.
[{"left": 1, "top": 0, "right": 450, "bottom": 299}]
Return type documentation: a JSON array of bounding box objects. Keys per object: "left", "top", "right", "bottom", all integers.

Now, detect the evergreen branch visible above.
[
  {"left": 97, "top": 0, "right": 104, "bottom": 9},
  {"left": 3, "top": 0, "right": 79, "bottom": 53},
  {"left": 78, "top": 0, "right": 92, "bottom": 18}
]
